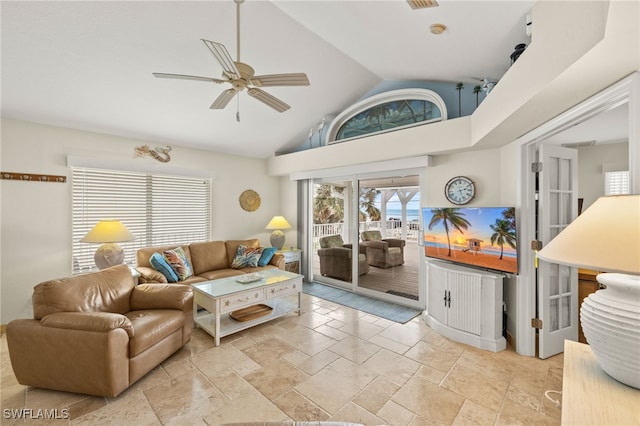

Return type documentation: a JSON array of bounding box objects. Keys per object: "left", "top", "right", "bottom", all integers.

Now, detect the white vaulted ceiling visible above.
[{"left": 1, "top": 0, "right": 535, "bottom": 158}]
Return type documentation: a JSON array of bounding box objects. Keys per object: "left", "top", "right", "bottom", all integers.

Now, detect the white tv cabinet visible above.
[{"left": 423, "top": 259, "right": 506, "bottom": 352}]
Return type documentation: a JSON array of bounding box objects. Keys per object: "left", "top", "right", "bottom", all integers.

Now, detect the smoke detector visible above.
[{"left": 430, "top": 23, "right": 447, "bottom": 35}]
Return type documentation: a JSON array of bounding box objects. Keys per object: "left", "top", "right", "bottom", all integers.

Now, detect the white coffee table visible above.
[{"left": 192, "top": 269, "right": 302, "bottom": 346}]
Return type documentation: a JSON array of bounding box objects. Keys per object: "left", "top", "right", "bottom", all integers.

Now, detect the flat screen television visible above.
[{"left": 422, "top": 206, "right": 518, "bottom": 274}]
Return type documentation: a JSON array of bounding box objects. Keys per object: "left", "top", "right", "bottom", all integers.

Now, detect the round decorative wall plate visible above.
[
  {"left": 239, "top": 189, "right": 261, "bottom": 212},
  {"left": 444, "top": 176, "right": 475, "bottom": 205}
]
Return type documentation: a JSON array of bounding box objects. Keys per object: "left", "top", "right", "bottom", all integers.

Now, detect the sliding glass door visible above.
[
  {"left": 309, "top": 172, "right": 422, "bottom": 307},
  {"left": 311, "top": 178, "right": 361, "bottom": 290}
]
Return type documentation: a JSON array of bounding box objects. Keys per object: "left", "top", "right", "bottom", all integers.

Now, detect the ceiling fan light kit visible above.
[{"left": 153, "top": 0, "right": 309, "bottom": 116}]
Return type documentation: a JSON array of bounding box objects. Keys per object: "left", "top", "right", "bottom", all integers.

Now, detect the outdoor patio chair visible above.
[
  {"left": 360, "top": 230, "right": 405, "bottom": 268},
  {"left": 317, "top": 235, "right": 369, "bottom": 281}
]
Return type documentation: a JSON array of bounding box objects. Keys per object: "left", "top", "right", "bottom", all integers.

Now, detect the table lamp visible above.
[
  {"left": 80, "top": 219, "right": 135, "bottom": 270},
  {"left": 537, "top": 194, "right": 640, "bottom": 389},
  {"left": 265, "top": 216, "right": 291, "bottom": 250}
]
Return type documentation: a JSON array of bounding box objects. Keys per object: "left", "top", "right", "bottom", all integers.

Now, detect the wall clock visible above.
[{"left": 445, "top": 176, "right": 475, "bottom": 205}]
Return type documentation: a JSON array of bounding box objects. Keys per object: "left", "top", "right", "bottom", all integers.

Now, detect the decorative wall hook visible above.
[
  {"left": 1, "top": 171, "right": 66, "bottom": 183},
  {"left": 135, "top": 145, "right": 172, "bottom": 163}
]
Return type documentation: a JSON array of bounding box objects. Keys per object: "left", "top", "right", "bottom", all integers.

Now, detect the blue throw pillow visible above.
[
  {"left": 258, "top": 247, "right": 277, "bottom": 267},
  {"left": 149, "top": 252, "right": 179, "bottom": 283}
]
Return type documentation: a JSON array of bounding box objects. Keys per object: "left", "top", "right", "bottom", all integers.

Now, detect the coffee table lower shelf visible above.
[{"left": 195, "top": 298, "right": 297, "bottom": 344}]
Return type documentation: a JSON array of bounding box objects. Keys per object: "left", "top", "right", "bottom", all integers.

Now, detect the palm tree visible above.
[
  {"left": 313, "top": 184, "right": 344, "bottom": 224},
  {"left": 366, "top": 103, "right": 391, "bottom": 131},
  {"left": 359, "top": 187, "right": 381, "bottom": 221},
  {"left": 473, "top": 85, "right": 482, "bottom": 107},
  {"left": 501, "top": 207, "right": 516, "bottom": 230},
  {"left": 428, "top": 208, "right": 471, "bottom": 257},
  {"left": 456, "top": 82, "right": 464, "bottom": 117},
  {"left": 490, "top": 218, "right": 517, "bottom": 260}
]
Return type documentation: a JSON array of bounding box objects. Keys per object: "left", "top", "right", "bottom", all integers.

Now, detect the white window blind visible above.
[
  {"left": 604, "top": 170, "right": 630, "bottom": 195},
  {"left": 72, "top": 167, "right": 211, "bottom": 273}
]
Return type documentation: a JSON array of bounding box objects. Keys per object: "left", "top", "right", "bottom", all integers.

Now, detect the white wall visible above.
[
  {"left": 425, "top": 149, "right": 505, "bottom": 207},
  {"left": 0, "top": 118, "right": 282, "bottom": 323},
  {"left": 578, "top": 141, "right": 629, "bottom": 210}
]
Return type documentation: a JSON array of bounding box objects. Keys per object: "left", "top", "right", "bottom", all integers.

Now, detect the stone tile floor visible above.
[{"left": 1, "top": 294, "right": 563, "bottom": 425}]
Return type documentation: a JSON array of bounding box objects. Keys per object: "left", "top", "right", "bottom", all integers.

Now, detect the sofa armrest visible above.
[
  {"left": 270, "top": 253, "right": 285, "bottom": 270},
  {"left": 136, "top": 266, "right": 168, "bottom": 284},
  {"left": 6, "top": 318, "right": 131, "bottom": 397},
  {"left": 41, "top": 312, "right": 134, "bottom": 338},
  {"left": 383, "top": 238, "right": 406, "bottom": 248},
  {"left": 318, "top": 247, "right": 352, "bottom": 258},
  {"left": 363, "top": 240, "right": 389, "bottom": 250},
  {"left": 130, "top": 284, "right": 193, "bottom": 311}
]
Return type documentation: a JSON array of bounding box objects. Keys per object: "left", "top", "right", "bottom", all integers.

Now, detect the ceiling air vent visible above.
[{"left": 406, "top": 0, "right": 439, "bottom": 9}]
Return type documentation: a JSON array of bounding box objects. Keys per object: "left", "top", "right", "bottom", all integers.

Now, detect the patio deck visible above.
[{"left": 311, "top": 241, "right": 420, "bottom": 301}]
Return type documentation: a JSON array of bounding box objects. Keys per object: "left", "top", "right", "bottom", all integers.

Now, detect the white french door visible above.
[{"left": 537, "top": 144, "right": 579, "bottom": 359}]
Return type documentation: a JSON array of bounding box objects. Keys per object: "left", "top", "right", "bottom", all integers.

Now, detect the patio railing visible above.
[{"left": 312, "top": 221, "right": 419, "bottom": 252}]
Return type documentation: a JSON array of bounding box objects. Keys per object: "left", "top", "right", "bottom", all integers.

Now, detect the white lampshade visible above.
[
  {"left": 80, "top": 219, "right": 135, "bottom": 243},
  {"left": 265, "top": 216, "right": 292, "bottom": 230},
  {"left": 537, "top": 195, "right": 640, "bottom": 274},
  {"left": 80, "top": 220, "right": 135, "bottom": 270},
  {"left": 538, "top": 194, "right": 640, "bottom": 389}
]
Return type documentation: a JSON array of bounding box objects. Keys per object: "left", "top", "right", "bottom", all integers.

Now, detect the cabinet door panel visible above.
[
  {"left": 427, "top": 262, "right": 447, "bottom": 324},
  {"left": 447, "top": 271, "right": 482, "bottom": 335}
]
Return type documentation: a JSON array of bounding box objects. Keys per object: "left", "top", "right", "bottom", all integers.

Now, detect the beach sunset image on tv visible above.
[{"left": 422, "top": 207, "right": 518, "bottom": 274}]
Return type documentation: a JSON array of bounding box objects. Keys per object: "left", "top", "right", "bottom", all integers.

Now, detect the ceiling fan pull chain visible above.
[{"left": 236, "top": 94, "right": 241, "bottom": 122}]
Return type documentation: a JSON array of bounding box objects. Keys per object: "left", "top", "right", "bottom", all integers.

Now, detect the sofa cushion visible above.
[
  {"left": 197, "top": 269, "right": 245, "bottom": 281},
  {"left": 189, "top": 241, "right": 228, "bottom": 275},
  {"left": 136, "top": 245, "right": 192, "bottom": 269},
  {"left": 149, "top": 253, "right": 179, "bottom": 283},
  {"left": 32, "top": 265, "right": 134, "bottom": 320},
  {"left": 361, "top": 230, "right": 383, "bottom": 241},
  {"left": 320, "top": 235, "right": 344, "bottom": 248},
  {"left": 258, "top": 247, "right": 277, "bottom": 267},
  {"left": 163, "top": 247, "right": 193, "bottom": 281},
  {"left": 231, "top": 245, "right": 263, "bottom": 269},
  {"left": 225, "top": 239, "right": 260, "bottom": 265},
  {"left": 125, "top": 310, "right": 184, "bottom": 357}
]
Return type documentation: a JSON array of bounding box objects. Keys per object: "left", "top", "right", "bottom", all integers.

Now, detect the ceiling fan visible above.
[{"left": 153, "top": 0, "right": 309, "bottom": 117}]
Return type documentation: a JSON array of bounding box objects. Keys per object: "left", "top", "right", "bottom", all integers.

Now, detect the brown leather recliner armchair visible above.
[
  {"left": 317, "top": 235, "right": 369, "bottom": 281},
  {"left": 6, "top": 264, "right": 193, "bottom": 397},
  {"left": 361, "top": 230, "right": 405, "bottom": 268}
]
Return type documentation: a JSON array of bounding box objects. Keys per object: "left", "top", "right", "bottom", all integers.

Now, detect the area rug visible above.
[{"left": 303, "top": 282, "right": 422, "bottom": 324}]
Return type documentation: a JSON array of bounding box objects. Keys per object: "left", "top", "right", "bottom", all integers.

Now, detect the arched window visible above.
[{"left": 326, "top": 88, "right": 447, "bottom": 144}]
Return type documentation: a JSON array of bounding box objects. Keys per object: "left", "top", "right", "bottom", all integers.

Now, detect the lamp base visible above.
[
  {"left": 270, "top": 230, "right": 285, "bottom": 250},
  {"left": 581, "top": 273, "right": 640, "bottom": 389},
  {"left": 94, "top": 243, "right": 126, "bottom": 270}
]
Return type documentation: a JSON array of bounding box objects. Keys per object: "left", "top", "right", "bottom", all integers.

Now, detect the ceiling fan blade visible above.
[
  {"left": 247, "top": 88, "right": 290, "bottom": 112},
  {"left": 152, "top": 73, "right": 227, "bottom": 84},
  {"left": 250, "top": 73, "right": 310, "bottom": 87},
  {"left": 201, "top": 39, "right": 240, "bottom": 80},
  {"left": 210, "top": 88, "right": 237, "bottom": 110}
]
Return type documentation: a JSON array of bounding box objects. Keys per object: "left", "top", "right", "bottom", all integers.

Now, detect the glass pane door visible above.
[
  {"left": 311, "top": 179, "right": 357, "bottom": 290},
  {"left": 357, "top": 176, "right": 420, "bottom": 303}
]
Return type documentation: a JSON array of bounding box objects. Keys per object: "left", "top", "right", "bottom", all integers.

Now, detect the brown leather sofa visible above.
[
  {"left": 6, "top": 265, "right": 193, "bottom": 397},
  {"left": 136, "top": 239, "right": 285, "bottom": 284},
  {"left": 361, "top": 230, "right": 405, "bottom": 268},
  {"left": 317, "top": 235, "right": 369, "bottom": 281}
]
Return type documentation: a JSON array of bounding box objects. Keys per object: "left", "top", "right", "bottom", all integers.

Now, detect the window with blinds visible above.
[
  {"left": 604, "top": 170, "right": 630, "bottom": 195},
  {"left": 72, "top": 167, "right": 211, "bottom": 274}
]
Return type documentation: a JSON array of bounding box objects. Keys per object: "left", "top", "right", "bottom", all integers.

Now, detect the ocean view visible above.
[{"left": 385, "top": 208, "right": 420, "bottom": 222}]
